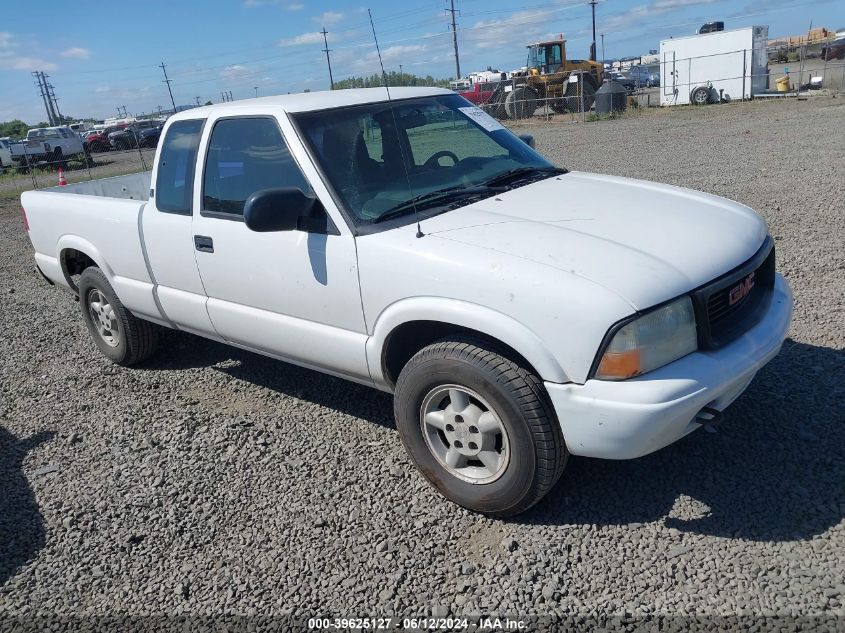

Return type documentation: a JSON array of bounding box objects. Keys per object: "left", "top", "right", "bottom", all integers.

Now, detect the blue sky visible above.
[{"left": 1, "top": 0, "right": 842, "bottom": 123}]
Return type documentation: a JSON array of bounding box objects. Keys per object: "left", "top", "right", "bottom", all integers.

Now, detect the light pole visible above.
[
  {"left": 589, "top": 0, "right": 598, "bottom": 61},
  {"left": 601, "top": 34, "right": 605, "bottom": 62}
]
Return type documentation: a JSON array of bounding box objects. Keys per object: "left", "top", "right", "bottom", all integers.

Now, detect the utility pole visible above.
[
  {"left": 589, "top": 0, "right": 598, "bottom": 61},
  {"left": 221, "top": 91, "right": 227, "bottom": 103},
  {"left": 228, "top": 90, "right": 233, "bottom": 101},
  {"left": 446, "top": 0, "right": 461, "bottom": 79},
  {"left": 45, "top": 76, "right": 63, "bottom": 124},
  {"left": 195, "top": 96, "right": 201, "bottom": 106},
  {"left": 321, "top": 28, "right": 335, "bottom": 90},
  {"left": 254, "top": 86, "right": 258, "bottom": 97},
  {"left": 33, "top": 71, "right": 55, "bottom": 126},
  {"left": 601, "top": 33, "right": 605, "bottom": 62},
  {"left": 159, "top": 62, "right": 177, "bottom": 114}
]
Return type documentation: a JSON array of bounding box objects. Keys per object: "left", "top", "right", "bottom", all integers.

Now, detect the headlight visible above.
[{"left": 595, "top": 296, "right": 697, "bottom": 380}]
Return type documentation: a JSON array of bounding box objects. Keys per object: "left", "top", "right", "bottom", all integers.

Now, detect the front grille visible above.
[{"left": 692, "top": 237, "right": 776, "bottom": 349}]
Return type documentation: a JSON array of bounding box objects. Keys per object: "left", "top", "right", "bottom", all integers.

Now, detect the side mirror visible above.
[
  {"left": 244, "top": 187, "right": 318, "bottom": 232},
  {"left": 518, "top": 134, "right": 536, "bottom": 149}
]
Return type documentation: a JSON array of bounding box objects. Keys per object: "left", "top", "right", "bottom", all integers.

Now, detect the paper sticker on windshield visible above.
[{"left": 458, "top": 106, "right": 505, "bottom": 133}]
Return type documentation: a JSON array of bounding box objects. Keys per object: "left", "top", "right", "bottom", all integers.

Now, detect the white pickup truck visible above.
[
  {"left": 22, "top": 88, "right": 792, "bottom": 515},
  {"left": 11, "top": 125, "right": 87, "bottom": 167}
]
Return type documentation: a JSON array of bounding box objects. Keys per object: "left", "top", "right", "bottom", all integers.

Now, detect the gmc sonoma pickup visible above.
[{"left": 22, "top": 88, "right": 792, "bottom": 516}]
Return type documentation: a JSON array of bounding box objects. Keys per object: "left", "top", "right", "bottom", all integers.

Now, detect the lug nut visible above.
[
  {"left": 468, "top": 442, "right": 477, "bottom": 450},
  {"left": 454, "top": 440, "right": 463, "bottom": 448},
  {"left": 468, "top": 425, "right": 478, "bottom": 434},
  {"left": 445, "top": 424, "right": 454, "bottom": 432},
  {"left": 455, "top": 414, "right": 464, "bottom": 423}
]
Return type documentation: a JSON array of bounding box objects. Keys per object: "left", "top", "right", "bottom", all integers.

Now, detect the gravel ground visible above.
[{"left": 0, "top": 95, "right": 843, "bottom": 631}]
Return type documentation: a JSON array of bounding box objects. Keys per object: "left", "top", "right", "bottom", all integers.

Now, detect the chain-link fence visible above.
[
  {"left": 0, "top": 123, "right": 158, "bottom": 203},
  {"left": 468, "top": 47, "right": 845, "bottom": 123}
]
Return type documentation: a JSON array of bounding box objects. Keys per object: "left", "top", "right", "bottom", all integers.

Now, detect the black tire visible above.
[
  {"left": 564, "top": 77, "right": 597, "bottom": 113},
  {"left": 394, "top": 336, "right": 567, "bottom": 517},
  {"left": 53, "top": 148, "right": 67, "bottom": 171},
  {"left": 691, "top": 86, "right": 710, "bottom": 105},
  {"left": 78, "top": 267, "right": 158, "bottom": 366},
  {"left": 550, "top": 103, "right": 569, "bottom": 114},
  {"left": 504, "top": 86, "right": 538, "bottom": 119}
]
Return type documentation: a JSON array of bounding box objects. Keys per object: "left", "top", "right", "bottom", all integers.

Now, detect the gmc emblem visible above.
[{"left": 728, "top": 272, "right": 755, "bottom": 306}]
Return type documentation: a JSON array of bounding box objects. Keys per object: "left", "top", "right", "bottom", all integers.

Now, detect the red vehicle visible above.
[
  {"left": 457, "top": 82, "right": 497, "bottom": 106},
  {"left": 84, "top": 126, "right": 126, "bottom": 153}
]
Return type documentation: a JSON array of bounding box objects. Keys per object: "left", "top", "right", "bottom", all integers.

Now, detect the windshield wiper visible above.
[
  {"left": 371, "top": 185, "right": 506, "bottom": 224},
  {"left": 481, "top": 166, "right": 566, "bottom": 188}
]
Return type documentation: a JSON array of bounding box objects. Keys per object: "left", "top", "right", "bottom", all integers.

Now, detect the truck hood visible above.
[{"left": 416, "top": 171, "right": 767, "bottom": 310}]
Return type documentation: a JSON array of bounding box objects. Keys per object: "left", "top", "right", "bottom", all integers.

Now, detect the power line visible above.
[
  {"left": 159, "top": 62, "right": 177, "bottom": 113},
  {"left": 446, "top": 0, "right": 461, "bottom": 80},
  {"left": 321, "top": 28, "right": 335, "bottom": 90}
]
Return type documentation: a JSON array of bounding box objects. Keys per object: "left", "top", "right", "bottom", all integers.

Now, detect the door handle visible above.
[{"left": 194, "top": 235, "right": 214, "bottom": 253}]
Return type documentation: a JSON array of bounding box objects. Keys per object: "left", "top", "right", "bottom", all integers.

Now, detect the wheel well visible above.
[
  {"left": 60, "top": 248, "right": 97, "bottom": 293},
  {"left": 381, "top": 320, "right": 543, "bottom": 389}
]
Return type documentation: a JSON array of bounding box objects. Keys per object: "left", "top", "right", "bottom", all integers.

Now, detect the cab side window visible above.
[
  {"left": 202, "top": 117, "right": 310, "bottom": 217},
  {"left": 155, "top": 119, "right": 204, "bottom": 215}
]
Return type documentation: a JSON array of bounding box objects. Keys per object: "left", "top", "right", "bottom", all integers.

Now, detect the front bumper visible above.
[{"left": 546, "top": 274, "right": 793, "bottom": 459}]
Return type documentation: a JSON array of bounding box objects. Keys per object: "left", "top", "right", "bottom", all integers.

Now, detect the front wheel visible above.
[
  {"left": 394, "top": 336, "right": 567, "bottom": 516},
  {"left": 78, "top": 267, "right": 159, "bottom": 365}
]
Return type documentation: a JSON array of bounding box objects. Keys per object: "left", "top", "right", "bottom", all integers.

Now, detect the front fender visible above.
[{"left": 366, "top": 296, "right": 569, "bottom": 389}]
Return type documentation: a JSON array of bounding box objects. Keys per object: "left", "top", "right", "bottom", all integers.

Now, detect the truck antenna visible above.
[{"left": 368, "top": 8, "right": 424, "bottom": 238}]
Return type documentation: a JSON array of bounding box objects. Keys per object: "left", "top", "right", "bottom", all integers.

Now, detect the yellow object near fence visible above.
[{"left": 776, "top": 76, "right": 790, "bottom": 92}]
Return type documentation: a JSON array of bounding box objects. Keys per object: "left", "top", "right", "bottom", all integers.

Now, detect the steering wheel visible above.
[{"left": 424, "top": 150, "right": 460, "bottom": 169}]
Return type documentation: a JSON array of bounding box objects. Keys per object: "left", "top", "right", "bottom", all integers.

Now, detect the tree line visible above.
[{"left": 333, "top": 71, "right": 451, "bottom": 90}]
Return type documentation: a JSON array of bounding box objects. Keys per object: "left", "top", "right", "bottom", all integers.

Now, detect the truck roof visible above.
[{"left": 168, "top": 87, "right": 453, "bottom": 122}]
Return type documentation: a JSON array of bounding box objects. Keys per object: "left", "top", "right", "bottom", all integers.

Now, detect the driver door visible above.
[{"left": 189, "top": 112, "right": 370, "bottom": 383}]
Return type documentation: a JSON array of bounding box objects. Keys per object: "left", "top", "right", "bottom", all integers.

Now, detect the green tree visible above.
[{"left": 0, "top": 120, "right": 30, "bottom": 138}]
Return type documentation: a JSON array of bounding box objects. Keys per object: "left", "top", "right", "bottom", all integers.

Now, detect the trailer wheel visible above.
[{"left": 691, "top": 86, "right": 710, "bottom": 105}]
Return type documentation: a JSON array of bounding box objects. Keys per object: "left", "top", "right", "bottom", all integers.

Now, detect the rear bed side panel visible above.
[{"left": 21, "top": 190, "right": 164, "bottom": 322}]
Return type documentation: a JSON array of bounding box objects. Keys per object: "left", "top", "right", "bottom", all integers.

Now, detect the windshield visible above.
[{"left": 293, "top": 94, "right": 557, "bottom": 229}]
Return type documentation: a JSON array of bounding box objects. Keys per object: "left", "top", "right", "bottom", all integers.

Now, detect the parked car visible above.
[
  {"left": 84, "top": 128, "right": 120, "bottom": 153},
  {"left": 109, "top": 121, "right": 160, "bottom": 150},
  {"left": 10, "top": 126, "right": 86, "bottom": 167},
  {"left": 0, "top": 137, "right": 12, "bottom": 170},
  {"left": 138, "top": 124, "right": 163, "bottom": 148},
  {"left": 609, "top": 71, "right": 637, "bottom": 92},
  {"left": 21, "top": 87, "right": 793, "bottom": 516},
  {"left": 456, "top": 82, "right": 498, "bottom": 106},
  {"left": 820, "top": 37, "right": 845, "bottom": 60},
  {"left": 627, "top": 65, "right": 660, "bottom": 88}
]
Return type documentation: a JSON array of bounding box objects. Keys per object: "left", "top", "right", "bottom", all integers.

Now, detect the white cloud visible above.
[
  {"left": 602, "top": 0, "right": 718, "bottom": 33},
  {"left": 95, "top": 86, "right": 111, "bottom": 93},
  {"left": 313, "top": 11, "right": 343, "bottom": 25},
  {"left": 221, "top": 64, "right": 251, "bottom": 79},
  {"left": 244, "top": 0, "right": 304, "bottom": 7},
  {"left": 61, "top": 47, "right": 91, "bottom": 59},
  {"left": 278, "top": 31, "right": 324, "bottom": 47},
  {"left": 0, "top": 32, "right": 60, "bottom": 71}
]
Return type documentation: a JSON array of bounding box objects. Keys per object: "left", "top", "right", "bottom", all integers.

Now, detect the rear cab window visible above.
[{"left": 155, "top": 119, "right": 204, "bottom": 215}]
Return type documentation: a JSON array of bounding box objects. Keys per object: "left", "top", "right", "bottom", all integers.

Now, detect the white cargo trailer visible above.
[{"left": 660, "top": 26, "right": 769, "bottom": 106}]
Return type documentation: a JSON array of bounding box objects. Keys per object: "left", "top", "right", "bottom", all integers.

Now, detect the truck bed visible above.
[
  {"left": 44, "top": 171, "right": 151, "bottom": 200},
  {"left": 21, "top": 171, "right": 157, "bottom": 319}
]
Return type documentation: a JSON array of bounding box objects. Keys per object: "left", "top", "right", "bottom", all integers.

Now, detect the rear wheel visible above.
[
  {"left": 78, "top": 267, "right": 158, "bottom": 366},
  {"left": 394, "top": 336, "right": 567, "bottom": 516}
]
